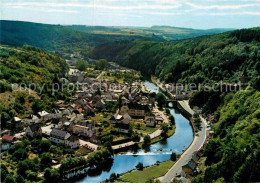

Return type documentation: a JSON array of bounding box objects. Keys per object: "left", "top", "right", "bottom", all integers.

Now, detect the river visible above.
[{"left": 76, "top": 81, "right": 193, "bottom": 183}]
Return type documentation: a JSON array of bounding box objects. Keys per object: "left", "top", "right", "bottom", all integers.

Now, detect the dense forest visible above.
[
  {"left": 91, "top": 27, "right": 260, "bottom": 89},
  {"left": 0, "top": 45, "right": 71, "bottom": 125},
  {"left": 190, "top": 87, "right": 260, "bottom": 182}
]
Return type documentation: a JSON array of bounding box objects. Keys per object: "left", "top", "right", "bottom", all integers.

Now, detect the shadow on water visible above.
[
  {"left": 87, "top": 158, "right": 114, "bottom": 176},
  {"left": 159, "top": 138, "right": 167, "bottom": 145}
]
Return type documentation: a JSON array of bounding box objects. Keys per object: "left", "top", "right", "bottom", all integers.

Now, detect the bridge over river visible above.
[{"left": 76, "top": 81, "right": 194, "bottom": 183}]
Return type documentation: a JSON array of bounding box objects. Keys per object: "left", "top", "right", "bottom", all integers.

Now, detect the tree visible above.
[
  {"left": 25, "top": 170, "right": 38, "bottom": 181},
  {"left": 1, "top": 164, "right": 8, "bottom": 182},
  {"left": 109, "top": 173, "right": 117, "bottom": 182},
  {"left": 143, "top": 135, "right": 151, "bottom": 147},
  {"left": 15, "top": 175, "right": 26, "bottom": 183},
  {"left": 17, "top": 161, "right": 29, "bottom": 176},
  {"left": 155, "top": 93, "right": 166, "bottom": 108},
  {"left": 39, "top": 140, "right": 51, "bottom": 152},
  {"left": 31, "top": 139, "right": 40, "bottom": 148},
  {"left": 131, "top": 132, "right": 141, "bottom": 142},
  {"left": 170, "top": 152, "right": 177, "bottom": 161},
  {"left": 136, "top": 162, "right": 144, "bottom": 170},
  {"left": 137, "top": 123, "right": 141, "bottom": 130},
  {"left": 3, "top": 174, "right": 16, "bottom": 183},
  {"left": 44, "top": 168, "right": 61, "bottom": 183},
  {"left": 169, "top": 115, "right": 175, "bottom": 126},
  {"left": 40, "top": 152, "right": 52, "bottom": 168},
  {"left": 44, "top": 168, "right": 52, "bottom": 182},
  {"left": 32, "top": 99, "right": 43, "bottom": 113},
  {"left": 104, "top": 141, "right": 113, "bottom": 154},
  {"left": 161, "top": 123, "right": 169, "bottom": 137},
  {"left": 96, "top": 59, "right": 109, "bottom": 70},
  {"left": 76, "top": 60, "right": 87, "bottom": 71},
  {"left": 13, "top": 148, "right": 27, "bottom": 160}
]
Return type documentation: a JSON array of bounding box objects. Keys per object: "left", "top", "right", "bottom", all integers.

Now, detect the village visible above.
[
  {"left": 0, "top": 59, "right": 174, "bottom": 163},
  {"left": 0, "top": 57, "right": 217, "bottom": 183}
]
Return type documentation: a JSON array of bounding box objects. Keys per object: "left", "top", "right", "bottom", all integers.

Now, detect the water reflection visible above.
[{"left": 77, "top": 81, "right": 193, "bottom": 183}]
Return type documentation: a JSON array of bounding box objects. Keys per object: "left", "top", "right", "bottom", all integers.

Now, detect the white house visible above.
[
  {"left": 65, "top": 135, "right": 80, "bottom": 149},
  {"left": 145, "top": 116, "right": 156, "bottom": 127},
  {"left": 122, "top": 113, "right": 131, "bottom": 124},
  {"left": 49, "top": 129, "right": 71, "bottom": 144},
  {"left": 38, "top": 111, "right": 50, "bottom": 121}
]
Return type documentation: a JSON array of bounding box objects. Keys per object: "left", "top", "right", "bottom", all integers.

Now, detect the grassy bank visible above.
[{"left": 117, "top": 160, "right": 175, "bottom": 183}]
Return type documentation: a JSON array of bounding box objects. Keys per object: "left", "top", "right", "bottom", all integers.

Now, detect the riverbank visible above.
[
  {"left": 148, "top": 79, "right": 208, "bottom": 182},
  {"left": 159, "top": 102, "right": 207, "bottom": 183},
  {"left": 76, "top": 81, "right": 193, "bottom": 183},
  {"left": 117, "top": 160, "right": 175, "bottom": 183}
]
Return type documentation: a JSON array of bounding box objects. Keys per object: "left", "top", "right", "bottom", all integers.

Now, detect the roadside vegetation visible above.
[{"left": 191, "top": 87, "right": 260, "bottom": 183}]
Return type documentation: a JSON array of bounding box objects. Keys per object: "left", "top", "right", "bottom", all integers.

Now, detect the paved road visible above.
[
  {"left": 178, "top": 100, "right": 195, "bottom": 116},
  {"left": 158, "top": 102, "right": 207, "bottom": 183},
  {"left": 153, "top": 107, "right": 170, "bottom": 124}
]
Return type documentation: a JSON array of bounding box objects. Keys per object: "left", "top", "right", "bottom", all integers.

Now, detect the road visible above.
[
  {"left": 153, "top": 106, "right": 170, "bottom": 124},
  {"left": 178, "top": 100, "right": 195, "bottom": 116},
  {"left": 96, "top": 71, "right": 105, "bottom": 79},
  {"left": 158, "top": 101, "right": 207, "bottom": 183}
]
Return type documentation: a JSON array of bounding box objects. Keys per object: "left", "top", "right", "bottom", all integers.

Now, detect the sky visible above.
[{"left": 1, "top": 0, "right": 260, "bottom": 29}]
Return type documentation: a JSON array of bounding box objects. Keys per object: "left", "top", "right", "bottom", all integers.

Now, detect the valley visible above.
[{"left": 0, "top": 20, "right": 259, "bottom": 183}]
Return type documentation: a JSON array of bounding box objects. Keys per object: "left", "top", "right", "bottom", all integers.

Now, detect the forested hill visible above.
[
  {"left": 0, "top": 20, "right": 163, "bottom": 57},
  {"left": 190, "top": 87, "right": 260, "bottom": 183},
  {"left": 0, "top": 20, "right": 233, "bottom": 57},
  {"left": 68, "top": 25, "right": 233, "bottom": 41},
  {"left": 0, "top": 45, "right": 71, "bottom": 123},
  {"left": 91, "top": 27, "right": 260, "bottom": 89}
]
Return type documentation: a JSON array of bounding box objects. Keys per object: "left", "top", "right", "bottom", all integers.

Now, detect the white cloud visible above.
[
  {"left": 207, "top": 11, "right": 260, "bottom": 15},
  {"left": 141, "top": 9, "right": 193, "bottom": 16},
  {"left": 9, "top": 6, "right": 79, "bottom": 14},
  {"left": 4, "top": 1, "right": 181, "bottom": 10},
  {"left": 185, "top": 2, "right": 260, "bottom": 10},
  {"left": 3, "top": 0, "right": 260, "bottom": 18}
]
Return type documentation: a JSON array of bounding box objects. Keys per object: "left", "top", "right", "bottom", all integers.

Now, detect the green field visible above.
[
  {"left": 118, "top": 160, "right": 175, "bottom": 183},
  {"left": 132, "top": 121, "right": 159, "bottom": 134}
]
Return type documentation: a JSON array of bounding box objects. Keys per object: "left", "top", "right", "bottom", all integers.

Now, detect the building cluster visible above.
[{"left": 1, "top": 65, "right": 167, "bottom": 153}]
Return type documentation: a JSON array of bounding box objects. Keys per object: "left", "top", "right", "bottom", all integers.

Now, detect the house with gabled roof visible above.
[
  {"left": 25, "top": 124, "right": 42, "bottom": 137},
  {"left": 2, "top": 134, "right": 16, "bottom": 143},
  {"left": 65, "top": 135, "right": 80, "bottom": 149},
  {"left": 50, "top": 128, "right": 71, "bottom": 144},
  {"left": 120, "top": 103, "right": 150, "bottom": 118},
  {"left": 182, "top": 160, "right": 196, "bottom": 175},
  {"left": 145, "top": 115, "right": 156, "bottom": 127}
]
